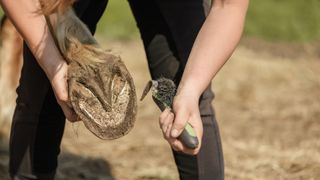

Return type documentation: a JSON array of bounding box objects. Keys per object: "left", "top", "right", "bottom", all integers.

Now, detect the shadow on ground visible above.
[{"left": 0, "top": 141, "right": 115, "bottom": 180}]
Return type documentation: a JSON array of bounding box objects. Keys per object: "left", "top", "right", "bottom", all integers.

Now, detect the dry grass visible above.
[
  {"left": 214, "top": 46, "right": 320, "bottom": 180},
  {"left": 0, "top": 40, "right": 319, "bottom": 179}
]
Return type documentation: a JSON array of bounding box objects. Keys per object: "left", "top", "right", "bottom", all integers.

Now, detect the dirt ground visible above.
[{"left": 0, "top": 40, "right": 319, "bottom": 180}]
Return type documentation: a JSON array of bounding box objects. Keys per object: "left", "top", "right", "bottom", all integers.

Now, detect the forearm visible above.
[
  {"left": 178, "top": 0, "right": 249, "bottom": 97},
  {"left": 0, "top": 0, "right": 63, "bottom": 79}
]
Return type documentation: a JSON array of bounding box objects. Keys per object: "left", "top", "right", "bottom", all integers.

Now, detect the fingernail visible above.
[{"left": 171, "top": 129, "right": 179, "bottom": 138}]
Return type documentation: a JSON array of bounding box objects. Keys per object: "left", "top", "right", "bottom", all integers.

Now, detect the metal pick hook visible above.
[
  {"left": 151, "top": 80, "right": 158, "bottom": 88},
  {"left": 140, "top": 80, "right": 159, "bottom": 101},
  {"left": 140, "top": 80, "right": 153, "bottom": 101}
]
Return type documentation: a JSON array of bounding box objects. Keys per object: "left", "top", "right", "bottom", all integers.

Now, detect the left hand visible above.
[
  {"left": 159, "top": 91, "right": 203, "bottom": 155},
  {"left": 48, "top": 61, "right": 79, "bottom": 123}
]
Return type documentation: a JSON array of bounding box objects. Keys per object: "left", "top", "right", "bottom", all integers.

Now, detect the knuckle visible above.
[
  {"left": 67, "top": 117, "right": 74, "bottom": 122},
  {"left": 159, "top": 112, "right": 167, "bottom": 120},
  {"left": 161, "top": 125, "right": 167, "bottom": 132},
  {"left": 58, "top": 94, "right": 68, "bottom": 102},
  {"left": 163, "top": 134, "right": 169, "bottom": 140},
  {"left": 172, "top": 147, "right": 178, "bottom": 151},
  {"left": 189, "top": 149, "right": 200, "bottom": 155},
  {"left": 165, "top": 132, "right": 171, "bottom": 139},
  {"left": 173, "top": 121, "right": 185, "bottom": 129},
  {"left": 159, "top": 116, "right": 165, "bottom": 124},
  {"left": 162, "top": 134, "right": 167, "bottom": 140},
  {"left": 66, "top": 115, "right": 73, "bottom": 121},
  {"left": 171, "top": 144, "right": 180, "bottom": 151},
  {"left": 67, "top": 116, "right": 77, "bottom": 123},
  {"left": 172, "top": 100, "right": 182, "bottom": 109},
  {"left": 168, "top": 113, "right": 175, "bottom": 120}
]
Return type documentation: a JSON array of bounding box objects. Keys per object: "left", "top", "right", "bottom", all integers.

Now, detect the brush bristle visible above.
[{"left": 154, "top": 78, "right": 176, "bottom": 107}]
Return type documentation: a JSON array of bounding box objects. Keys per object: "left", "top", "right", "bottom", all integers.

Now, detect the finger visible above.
[
  {"left": 52, "top": 79, "right": 69, "bottom": 102},
  {"left": 59, "top": 102, "right": 78, "bottom": 122},
  {"left": 168, "top": 138, "right": 185, "bottom": 152},
  {"left": 171, "top": 139, "right": 184, "bottom": 151},
  {"left": 161, "top": 112, "right": 174, "bottom": 134},
  {"left": 172, "top": 114, "right": 203, "bottom": 155},
  {"left": 170, "top": 142, "right": 179, "bottom": 152},
  {"left": 66, "top": 100, "right": 73, "bottom": 109},
  {"left": 68, "top": 109, "right": 79, "bottom": 122},
  {"left": 170, "top": 139, "right": 200, "bottom": 155},
  {"left": 171, "top": 108, "right": 189, "bottom": 138},
  {"left": 165, "top": 136, "right": 179, "bottom": 151},
  {"left": 159, "top": 108, "right": 171, "bottom": 129},
  {"left": 166, "top": 130, "right": 201, "bottom": 154},
  {"left": 165, "top": 123, "right": 172, "bottom": 139}
]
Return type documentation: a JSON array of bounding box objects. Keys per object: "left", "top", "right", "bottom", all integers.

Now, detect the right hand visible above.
[
  {"left": 158, "top": 95, "right": 203, "bottom": 155},
  {"left": 48, "top": 61, "right": 79, "bottom": 122}
]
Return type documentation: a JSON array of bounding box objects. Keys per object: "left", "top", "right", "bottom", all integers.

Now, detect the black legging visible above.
[{"left": 9, "top": 0, "right": 224, "bottom": 179}]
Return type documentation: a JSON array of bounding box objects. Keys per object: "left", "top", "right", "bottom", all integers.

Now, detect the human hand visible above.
[
  {"left": 48, "top": 61, "right": 78, "bottom": 122},
  {"left": 159, "top": 92, "right": 203, "bottom": 155}
]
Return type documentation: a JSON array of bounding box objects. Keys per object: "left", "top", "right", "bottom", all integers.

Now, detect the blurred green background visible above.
[
  {"left": 96, "top": 0, "right": 320, "bottom": 42},
  {"left": 244, "top": 0, "right": 320, "bottom": 42},
  {"left": 1, "top": 0, "right": 320, "bottom": 42},
  {"left": 98, "top": 0, "right": 320, "bottom": 43}
]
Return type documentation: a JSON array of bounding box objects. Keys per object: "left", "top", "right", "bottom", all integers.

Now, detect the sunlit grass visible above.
[
  {"left": 244, "top": 0, "right": 320, "bottom": 42},
  {"left": 96, "top": 0, "right": 139, "bottom": 40}
]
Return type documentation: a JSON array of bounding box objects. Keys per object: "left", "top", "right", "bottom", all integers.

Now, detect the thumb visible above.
[{"left": 171, "top": 108, "right": 189, "bottom": 138}]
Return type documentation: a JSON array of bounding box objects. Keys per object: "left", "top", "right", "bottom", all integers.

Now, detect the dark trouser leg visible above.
[
  {"left": 74, "top": 0, "right": 109, "bottom": 34},
  {"left": 128, "top": 0, "right": 181, "bottom": 81},
  {"left": 9, "top": 43, "right": 64, "bottom": 180},
  {"left": 128, "top": 0, "right": 224, "bottom": 179},
  {"left": 9, "top": 1, "right": 107, "bottom": 179}
]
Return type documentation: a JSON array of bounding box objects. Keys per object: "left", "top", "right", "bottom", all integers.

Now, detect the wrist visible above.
[
  {"left": 41, "top": 56, "right": 66, "bottom": 81},
  {"left": 26, "top": 24, "right": 65, "bottom": 81},
  {"left": 176, "top": 80, "right": 202, "bottom": 100}
]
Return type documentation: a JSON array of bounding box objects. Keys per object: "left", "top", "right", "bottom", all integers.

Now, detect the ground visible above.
[{"left": 0, "top": 40, "right": 319, "bottom": 180}]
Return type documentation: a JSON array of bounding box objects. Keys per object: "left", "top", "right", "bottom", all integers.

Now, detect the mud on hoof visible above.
[
  {"left": 46, "top": 8, "right": 137, "bottom": 140},
  {"left": 68, "top": 54, "right": 137, "bottom": 139}
]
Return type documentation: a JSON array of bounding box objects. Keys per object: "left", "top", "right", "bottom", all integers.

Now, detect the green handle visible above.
[
  {"left": 151, "top": 95, "right": 199, "bottom": 149},
  {"left": 178, "top": 123, "right": 199, "bottom": 149}
]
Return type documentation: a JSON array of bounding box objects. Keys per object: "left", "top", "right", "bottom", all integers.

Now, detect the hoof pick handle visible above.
[
  {"left": 179, "top": 123, "right": 199, "bottom": 149},
  {"left": 141, "top": 80, "right": 199, "bottom": 149},
  {"left": 155, "top": 99, "right": 199, "bottom": 149}
]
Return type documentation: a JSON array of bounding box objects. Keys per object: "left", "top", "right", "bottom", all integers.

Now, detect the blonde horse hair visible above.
[
  {"left": 39, "top": 0, "right": 76, "bottom": 15},
  {"left": 0, "top": 1, "right": 137, "bottom": 140},
  {"left": 0, "top": 16, "right": 23, "bottom": 138}
]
